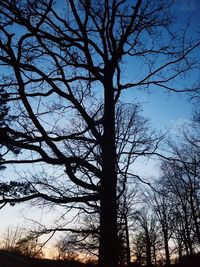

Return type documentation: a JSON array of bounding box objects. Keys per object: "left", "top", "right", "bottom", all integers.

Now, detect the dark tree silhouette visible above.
[
  {"left": 1, "top": 226, "right": 43, "bottom": 258},
  {"left": 0, "top": 1, "right": 199, "bottom": 266},
  {"left": 144, "top": 182, "right": 174, "bottom": 266},
  {"left": 159, "top": 124, "right": 200, "bottom": 260},
  {"left": 0, "top": 88, "right": 20, "bottom": 170},
  {"left": 133, "top": 208, "right": 160, "bottom": 267}
]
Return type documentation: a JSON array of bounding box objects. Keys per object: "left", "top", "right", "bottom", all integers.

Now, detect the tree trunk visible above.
[
  {"left": 124, "top": 214, "right": 131, "bottom": 267},
  {"left": 146, "top": 236, "right": 152, "bottom": 267},
  {"left": 163, "top": 229, "right": 170, "bottom": 266},
  {"left": 190, "top": 193, "right": 200, "bottom": 244},
  {"left": 183, "top": 230, "right": 189, "bottom": 258},
  {"left": 98, "top": 82, "right": 118, "bottom": 267},
  {"left": 184, "top": 210, "right": 193, "bottom": 256},
  {"left": 178, "top": 241, "right": 183, "bottom": 262},
  {"left": 99, "top": 180, "right": 118, "bottom": 267},
  {"left": 153, "top": 244, "right": 157, "bottom": 266}
]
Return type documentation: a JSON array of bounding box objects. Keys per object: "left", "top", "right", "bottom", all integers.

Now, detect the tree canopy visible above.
[{"left": 0, "top": 1, "right": 199, "bottom": 266}]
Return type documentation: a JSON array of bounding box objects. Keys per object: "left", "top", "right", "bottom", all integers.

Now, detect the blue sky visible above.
[{"left": 129, "top": 0, "right": 200, "bottom": 129}]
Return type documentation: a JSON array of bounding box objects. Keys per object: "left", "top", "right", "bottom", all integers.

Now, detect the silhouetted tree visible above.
[
  {"left": 133, "top": 208, "right": 160, "bottom": 267},
  {"left": 160, "top": 157, "right": 199, "bottom": 257},
  {"left": 0, "top": 1, "right": 199, "bottom": 266},
  {"left": 0, "top": 226, "right": 43, "bottom": 258},
  {"left": 118, "top": 189, "right": 137, "bottom": 267},
  {"left": 144, "top": 181, "right": 174, "bottom": 266},
  {"left": 149, "top": 113, "right": 200, "bottom": 262}
]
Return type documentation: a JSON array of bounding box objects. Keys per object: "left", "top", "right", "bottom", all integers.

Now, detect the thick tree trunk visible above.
[
  {"left": 99, "top": 178, "right": 118, "bottom": 267},
  {"left": 146, "top": 236, "right": 152, "bottom": 267},
  {"left": 163, "top": 232, "right": 170, "bottom": 266},
  {"left": 98, "top": 82, "right": 118, "bottom": 267}
]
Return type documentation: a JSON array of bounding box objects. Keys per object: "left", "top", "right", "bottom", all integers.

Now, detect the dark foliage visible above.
[
  {"left": 0, "top": 88, "right": 20, "bottom": 169},
  {"left": 173, "top": 253, "right": 200, "bottom": 267}
]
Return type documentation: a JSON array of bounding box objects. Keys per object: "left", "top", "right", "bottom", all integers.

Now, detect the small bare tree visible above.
[{"left": 0, "top": 226, "right": 43, "bottom": 258}]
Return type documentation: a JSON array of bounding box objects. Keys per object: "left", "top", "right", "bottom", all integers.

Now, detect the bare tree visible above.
[
  {"left": 0, "top": 1, "right": 199, "bottom": 266},
  {"left": 1, "top": 226, "right": 23, "bottom": 252},
  {"left": 0, "top": 226, "right": 43, "bottom": 258},
  {"left": 144, "top": 181, "right": 175, "bottom": 266},
  {"left": 160, "top": 156, "right": 200, "bottom": 257},
  {"left": 133, "top": 208, "right": 160, "bottom": 267}
]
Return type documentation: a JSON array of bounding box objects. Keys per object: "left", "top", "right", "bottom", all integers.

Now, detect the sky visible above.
[{"left": 0, "top": 0, "right": 200, "bottom": 250}]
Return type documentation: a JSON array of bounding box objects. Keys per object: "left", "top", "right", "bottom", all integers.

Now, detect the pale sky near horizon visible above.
[{"left": 0, "top": 0, "right": 200, "bottom": 246}]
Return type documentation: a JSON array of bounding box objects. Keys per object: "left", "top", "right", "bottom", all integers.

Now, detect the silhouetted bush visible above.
[{"left": 172, "top": 253, "right": 200, "bottom": 267}]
